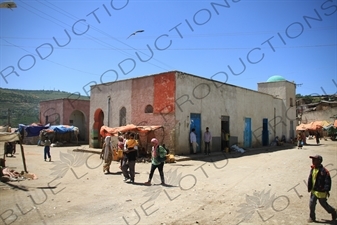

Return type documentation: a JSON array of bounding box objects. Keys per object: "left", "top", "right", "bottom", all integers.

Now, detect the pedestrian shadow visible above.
[
  {"left": 36, "top": 186, "right": 57, "bottom": 189},
  {"left": 105, "top": 171, "right": 141, "bottom": 175},
  {"left": 3, "top": 182, "right": 29, "bottom": 191},
  {"left": 1, "top": 182, "right": 58, "bottom": 191},
  {"left": 304, "top": 143, "right": 321, "bottom": 146},
  {"left": 314, "top": 219, "right": 335, "bottom": 224},
  {"left": 159, "top": 183, "right": 177, "bottom": 188},
  {"left": 170, "top": 164, "right": 194, "bottom": 167},
  {"left": 127, "top": 182, "right": 177, "bottom": 187},
  {"left": 104, "top": 171, "right": 123, "bottom": 175},
  {"left": 148, "top": 183, "right": 177, "bottom": 188},
  {"left": 126, "top": 181, "right": 148, "bottom": 186}
]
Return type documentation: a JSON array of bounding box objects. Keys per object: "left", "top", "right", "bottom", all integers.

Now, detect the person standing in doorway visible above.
[
  {"left": 307, "top": 155, "right": 336, "bottom": 223},
  {"left": 203, "top": 127, "right": 212, "bottom": 155},
  {"left": 44, "top": 137, "right": 51, "bottom": 162},
  {"left": 190, "top": 128, "right": 197, "bottom": 154},
  {"left": 221, "top": 129, "right": 230, "bottom": 152}
]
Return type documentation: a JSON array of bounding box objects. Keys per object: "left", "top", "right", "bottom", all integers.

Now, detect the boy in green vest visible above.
[{"left": 307, "top": 155, "right": 336, "bottom": 223}]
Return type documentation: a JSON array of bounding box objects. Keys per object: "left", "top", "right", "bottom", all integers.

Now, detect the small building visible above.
[
  {"left": 89, "top": 71, "right": 296, "bottom": 155},
  {"left": 296, "top": 97, "right": 337, "bottom": 124},
  {"left": 39, "top": 98, "right": 90, "bottom": 142}
]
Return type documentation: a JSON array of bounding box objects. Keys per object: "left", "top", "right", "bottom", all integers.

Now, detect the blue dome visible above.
[{"left": 267, "top": 75, "right": 286, "bottom": 82}]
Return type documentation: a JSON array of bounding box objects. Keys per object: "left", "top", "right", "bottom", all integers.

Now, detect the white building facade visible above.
[{"left": 89, "top": 71, "right": 296, "bottom": 155}]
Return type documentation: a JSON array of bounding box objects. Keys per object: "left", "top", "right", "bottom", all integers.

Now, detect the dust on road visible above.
[{"left": 0, "top": 139, "right": 336, "bottom": 225}]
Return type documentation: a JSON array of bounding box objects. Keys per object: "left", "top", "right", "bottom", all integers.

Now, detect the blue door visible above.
[
  {"left": 190, "top": 113, "right": 201, "bottom": 153},
  {"left": 244, "top": 118, "right": 252, "bottom": 148},
  {"left": 262, "top": 118, "right": 269, "bottom": 146}
]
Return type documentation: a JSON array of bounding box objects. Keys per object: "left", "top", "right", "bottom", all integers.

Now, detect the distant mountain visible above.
[{"left": 0, "top": 88, "right": 89, "bottom": 127}]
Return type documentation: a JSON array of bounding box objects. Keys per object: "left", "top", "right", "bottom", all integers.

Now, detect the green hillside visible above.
[{"left": 0, "top": 88, "right": 89, "bottom": 127}]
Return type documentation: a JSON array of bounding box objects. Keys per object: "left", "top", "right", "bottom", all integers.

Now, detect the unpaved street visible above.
[{"left": 1, "top": 139, "right": 336, "bottom": 225}]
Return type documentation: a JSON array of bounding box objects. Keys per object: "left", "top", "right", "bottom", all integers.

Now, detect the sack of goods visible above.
[
  {"left": 112, "top": 148, "right": 119, "bottom": 161},
  {"left": 165, "top": 154, "right": 175, "bottom": 163},
  {"left": 117, "top": 149, "right": 123, "bottom": 159}
]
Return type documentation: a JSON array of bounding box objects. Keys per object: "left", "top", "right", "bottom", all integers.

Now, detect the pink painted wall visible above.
[
  {"left": 130, "top": 72, "right": 176, "bottom": 149},
  {"left": 154, "top": 72, "right": 176, "bottom": 114},
  {"left": 39, "top": 99, "right": 90, "bottom": 142},
  {"left": 39, "top": 99, "right": 64, "bottom": 124},
  {"left": 62, "top": 99, "right": 90, "bottom": 125}
]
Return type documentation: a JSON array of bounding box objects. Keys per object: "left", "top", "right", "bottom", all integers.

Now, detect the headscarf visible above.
[
  {"left": 151, "top": 138, "right": 159, "bottom": 157},
  {"left": 118, "top": 136, "right": 124, "bottom": 142},
  {"left": 117, "top": 136, "right": 124, "bottom": 149},
  {"left": 103, "top": 136, "right": 111, "bottom": 161}
]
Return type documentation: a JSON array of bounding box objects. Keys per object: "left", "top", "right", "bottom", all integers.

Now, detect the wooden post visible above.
[
  {"left": 19, "top": 137, "right": 28, "bottom": 173},
  {"left": 2, "top": 143, "right": 6, "bottom": 167}
]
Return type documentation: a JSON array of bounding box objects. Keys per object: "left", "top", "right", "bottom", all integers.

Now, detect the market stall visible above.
[{"left": 0, "top": 132, "right": 27, "bottom": 172}]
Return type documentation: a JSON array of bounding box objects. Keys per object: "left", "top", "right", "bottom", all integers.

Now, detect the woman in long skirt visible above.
[{"left": 100, "top": 136, "right": 112, "bottom": 174}]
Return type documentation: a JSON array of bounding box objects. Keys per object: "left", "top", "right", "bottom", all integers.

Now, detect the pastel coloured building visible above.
[{"left": 89, "top": 71, "right": 296, "bottom": 155}]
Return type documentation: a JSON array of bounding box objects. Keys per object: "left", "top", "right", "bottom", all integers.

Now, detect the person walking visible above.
[
  {"left": 117, "top": 135, "right": 125, "bottom": 169},
  {"left": 307, "top": 155, "right": 336, "bottom": 223},
  {"left": 297, "top": 133, "right": 303, "bottom": 149},
  {"left": 301, "top": 131, "right": 307, "bottom": 145},
  {"left": 190, "top": 128, "right": 197, "bottom": 154},
  {"left": 144, "top": 138, "right": 166, "bottom": 186},
  {"left": 100, "top": 136, "right": 113, "bottom": 174},
  {"left": 44, "top": 137, "right": 51, "bottom": 162},
  {"left": 122, "top": 133, "right": 138, "bottom": 183},
  {"left": 203, "top": 127, "right": 212, "bottom": 155}
]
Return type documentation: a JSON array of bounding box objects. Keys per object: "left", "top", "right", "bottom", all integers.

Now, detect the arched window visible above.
[
  {"left": 145, "top": 105, "right": 153, "bottom": 113},
  {"left": 119, "top": 107, "right": 126, "bottom": 126}
]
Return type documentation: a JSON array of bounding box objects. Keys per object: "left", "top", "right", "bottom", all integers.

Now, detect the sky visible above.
[{"left": 0, "top": 0, "right": 336, "bottom": 97}]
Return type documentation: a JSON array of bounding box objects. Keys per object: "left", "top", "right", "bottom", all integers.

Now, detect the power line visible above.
[
  {"left": 4, "top": 0, "right": 174, "bottom": 74},
  {"left": 42, "top": 0, "right": 175, "bottom": 71},
  {"left": 2, "top": 25, "right": 336, "bottom": 40},
  {"left": 1, "top": 39, "right": 100, "bottom": 76},
  {"left": 2, "top": 43, "right": 336, "bottom": 50}
]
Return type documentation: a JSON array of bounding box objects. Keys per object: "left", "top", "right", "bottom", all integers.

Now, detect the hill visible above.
[
  {"left": 0, "top": 88, "right": 89, "bottom": 127},
  {"left": 0, "top": 88, "right": 332, "bottom": 128}
]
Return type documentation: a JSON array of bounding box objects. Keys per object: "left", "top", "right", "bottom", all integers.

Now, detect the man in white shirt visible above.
[
  {"left": 190, "top": 128, "right": 197, "bottom": 154},
  {"left": 204, "top": 127, "right": 212, "bottom": 155}
]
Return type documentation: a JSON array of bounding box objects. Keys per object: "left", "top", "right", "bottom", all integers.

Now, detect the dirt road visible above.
[{"left": 1, "top": 139, "right": 336, "bottom": 225}]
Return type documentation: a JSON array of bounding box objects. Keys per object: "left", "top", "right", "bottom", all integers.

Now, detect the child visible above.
[
  {"left": 307, "top": 155, "right": 336, "bottom": 222},
  {"left": 44, "top": 137, "right": 51, "bottom": 161}
]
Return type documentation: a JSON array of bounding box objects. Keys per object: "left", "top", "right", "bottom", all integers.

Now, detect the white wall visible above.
[
  {"left": 258, "top": 81, "right": 297, "bottom": 140},
  {"left": 90, "top": 80, "right": 133, "bottom": 129},
  {"left": 90, "top": 72, "right": 296, "bottom": 154},
  {"left": 174, "top": 73, "right": 286, "bottom": 154}
]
